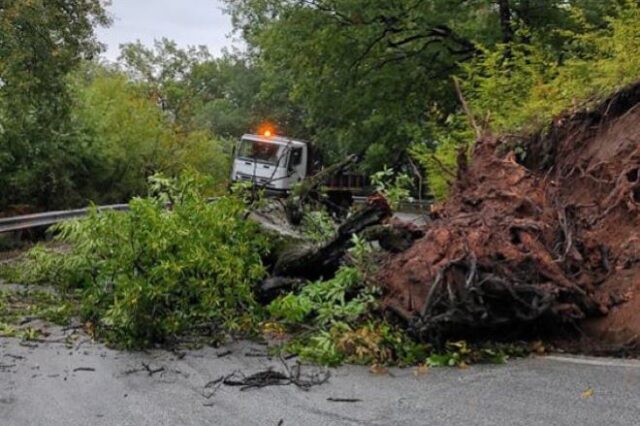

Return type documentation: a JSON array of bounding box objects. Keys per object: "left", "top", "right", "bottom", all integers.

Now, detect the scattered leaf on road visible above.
[
  {"left": 414, "top": 364, "right": 429, "bottom": 376},
  {"left": 581, "top": 387, "right": 594, "bottom": 399}
]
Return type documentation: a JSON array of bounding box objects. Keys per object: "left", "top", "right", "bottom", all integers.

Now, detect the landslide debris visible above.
[{"left": 378, "top": 82, "right": 640, "bottom": 349}]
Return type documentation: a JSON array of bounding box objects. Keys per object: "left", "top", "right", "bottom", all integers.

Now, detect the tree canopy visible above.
[
  {"left": 0, "top": 0, "right": 110, "bottom": 209},
  {"left": 1, "top": 0, "right": 639, "bottom": 209},
  {"left": 222, "top": 0, "right": 629, "bottom": 170}
]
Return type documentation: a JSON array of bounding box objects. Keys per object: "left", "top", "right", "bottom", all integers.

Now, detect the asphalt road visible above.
[{"left": 2, "top": 330, "right": 640, "bottom": 426}]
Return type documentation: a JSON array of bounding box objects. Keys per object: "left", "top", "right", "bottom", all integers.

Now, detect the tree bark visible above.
[
  {"left": 285, "top": 154, "right": 358, "bottom": 224},
  {"left": 274, "top": 195, "right": 392, "bottom": 280}
]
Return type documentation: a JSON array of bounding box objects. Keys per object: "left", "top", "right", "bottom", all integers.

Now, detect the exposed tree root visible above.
[{"left": 379, "top": 81, "right": 640, "bottom": 347}]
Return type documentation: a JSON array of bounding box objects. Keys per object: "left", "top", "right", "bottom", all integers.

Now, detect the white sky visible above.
[{"left": 96, "top": 0, "right": 237, "bottom": 61}]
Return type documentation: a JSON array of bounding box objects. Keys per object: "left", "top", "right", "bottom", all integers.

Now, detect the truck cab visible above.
[{"left": 231, "top": 133, "right": 308, "bottom": 192}]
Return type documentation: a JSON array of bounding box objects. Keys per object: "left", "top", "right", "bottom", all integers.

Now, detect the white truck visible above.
[
  {"left": 231, "top": 133, "right": 309, "bottom": 192},
  {"left": 230, "top": 131, "right": 370, "bottom": 209}
]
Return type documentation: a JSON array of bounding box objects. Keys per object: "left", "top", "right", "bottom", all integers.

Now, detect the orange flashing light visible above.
[{"left": 258, "top": 122, "right": 276, "bottom": 138}]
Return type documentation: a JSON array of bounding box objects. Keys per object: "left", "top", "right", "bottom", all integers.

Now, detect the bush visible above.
[
  {"left": 9, "top": 174, "right": 270, "bottom": 348},
  {"left": 71, "top": 67, "right": 231, "bottom": 204},
  {"left": 266, "top": 236, "right": 429, "bottom": 366},
  {"left": 411, "top": 114, "right": 473, "bottom": 201},
  {"left": 464, "top": 1, "right": 640, "bottom": 135},
  {"left": 370, "top": 167, "right": 414, "bottom": 209},
  {"left": 268, "top": 266, "right": 375, "bottom": 328}
]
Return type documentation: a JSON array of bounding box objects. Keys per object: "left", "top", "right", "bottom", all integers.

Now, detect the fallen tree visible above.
[
  {"left": 249, "top": 161, "right": 420, "bottom": 294},
  {"left": 8, "top": 83, "right": 640, "bottom": 356},
  {"left": 273, "top": 194, "right": 392, "bottom": 280},
  {"left": 284, "top": 154, "right": 359, "bottom": 224}
]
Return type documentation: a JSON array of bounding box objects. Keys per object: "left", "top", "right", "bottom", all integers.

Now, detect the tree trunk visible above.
[
  {"left": 285, "top": 154, "right": 358, "bottom": 224},
  {"left": 273, "top": 195, "right": 392, "bottom": 280}
]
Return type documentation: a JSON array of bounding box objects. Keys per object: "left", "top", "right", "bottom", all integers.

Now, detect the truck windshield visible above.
[{"left": 238, "top": 139, "right": 285, "bottom": 165}]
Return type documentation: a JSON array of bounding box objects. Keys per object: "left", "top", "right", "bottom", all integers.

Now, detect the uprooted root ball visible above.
[{"left": 379, "top": 82, "right": 640, "bottom": 347}]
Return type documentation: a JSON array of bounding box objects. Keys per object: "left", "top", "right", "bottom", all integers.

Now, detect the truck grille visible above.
[{"left": 236, "top": 173, "right": 274, "bottom": 187}]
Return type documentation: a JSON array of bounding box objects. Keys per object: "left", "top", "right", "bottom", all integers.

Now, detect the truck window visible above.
[
  {"left": 290, "top": 147, "right": 303, "bottom": 167},
  {"left": 238, "top": 140, "right": 283, "bottom": 164}
]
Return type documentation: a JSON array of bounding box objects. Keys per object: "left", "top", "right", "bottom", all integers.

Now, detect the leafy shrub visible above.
[
  {"left": 9, "top": 174, "right": 270, "bottom": 348},
  {"left": 370, "top": 167, "right": 414, "bottom": 209},
  {"left": 410, "top": 114, "right": 473, "bottom": 201},
  {"left": 0, "top": 288, "right": 77, "bottom": 339},
  {"left": 278, "top": 318, "right": 428, "bottom": 367},
  {"left": 268, "top": 266, "right": 375, "bottom": 328},
  {"left": 267, "top": 236, "right": 429, "bottom": 366},
  {"left": 464, "top": 1, "right": 640, "bottom": 135},
  {"left": 336, "top": 321, "right": 429, "bottom": 367},
  {"left": 300, "top": 209, "right": 336, "bottom": 243}
]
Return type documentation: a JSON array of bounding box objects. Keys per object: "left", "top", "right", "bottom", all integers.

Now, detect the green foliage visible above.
[
  {"left": 118, "top": 39, "right": 291, "bottom": 138},
  {"left": 279, "top": 320, "right": 429, "bottom": 367},
  {"left": 426, "top": 341, "right": 530, "bottom": 367},
  {"left": 71, "top": 66, "right": 231, "bottom": 203},
  {"left": 0, "top": 3, "right": 256, "bottom": 212},
  {"left": 4, "top": 0, "right": 632, "bottom": 209},
  {"left": 0, "top": 0, "right": 109, "bottom": 209},
  {"left": 9, "top": 174, "right": 270, "bottom": 348},
  {"left": 300, "top": 209, "right": 336, "bottom": 243},
  {"left": 224, "top": 0, "right": 626, "bottom": 173},
  {"left": 267, "top": 235, "right": 428, "bottom": 366},
  {"left": 119, "top": 39, "right": 213, "bottom": 130},
  {"left": 409, "top": 1, "right": 640, "bottom": 198},
  {"left": 267, "top": 236, "right": 379, "bottom": 365},
  {"left": 0, "top": 245, "right": 88, "bottom": 290},
  {"left": 285, "top": 328, "right": 346, "bottom": 367},
  {"left": 0, "top": 323, "right": 17, "bottom": 338},
  {"left": 336, "top": 321, "right": 429, "bottom": 367},
  {"left": 410, "top": 114, "right": 473, "bottom": 200},
  {"left": 21, "top": 327, "right": 41, "bottom": 342},
  {"left": 225, "top": 0, "right": 482, "bottom": 169},
  {"left": 0, "top": 288, "right": 77, "bottom": 331},
  {"left": 3, "top": 1, "right": 634, "bottom": 209},
  {"left": 268, "top": 266, "right": 375, "bottom": 327},
  {"left": 226, "top": 0, "right": 638, "bottom": 197},
  {"left": 71, "top": 68, "right": 173, "bottom": 201},
  {"left": 0, "top": 6, "right": 233, "bottom": 211},
  {"left": 370, "top": 167, "right": 414, "bottom": 209},
  {"left": 347, "top": 234, "right": 376, "bottom": 278},
  {"left": 464, "top": 0, "right": 640, "bottom": 135}
]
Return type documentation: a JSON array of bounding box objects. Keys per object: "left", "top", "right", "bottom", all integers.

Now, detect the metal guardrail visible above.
[
  {"left": 352, "top": 196, "right": 432, "bottom": 212},
  {"left": 352, "top": 196, "right": 431, "bottom": 205},
  {"left": 0, "top": 197, "right": 431, "bottom": 234},
  {"left": 0, "top": 204, "right": 130, "bottom": 233}
]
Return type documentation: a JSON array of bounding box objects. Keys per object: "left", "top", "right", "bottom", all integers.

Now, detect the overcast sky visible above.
[{"left": 96, "top": 0, "right": 237, "bottom": 61}]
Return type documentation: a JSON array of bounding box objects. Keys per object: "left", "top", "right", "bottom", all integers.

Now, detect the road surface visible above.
[{"left": 2, "top": 329, "right": 640, "bottom": 426}]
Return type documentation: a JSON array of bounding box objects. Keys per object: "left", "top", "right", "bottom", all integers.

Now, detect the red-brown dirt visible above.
[{"left": 378, "top": 82, "right": 640, "bottom": 349}]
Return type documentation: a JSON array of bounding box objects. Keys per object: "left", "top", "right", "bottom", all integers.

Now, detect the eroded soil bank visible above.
[{"left": 379, "top": 82, "right": 640, "bottom": 351}]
